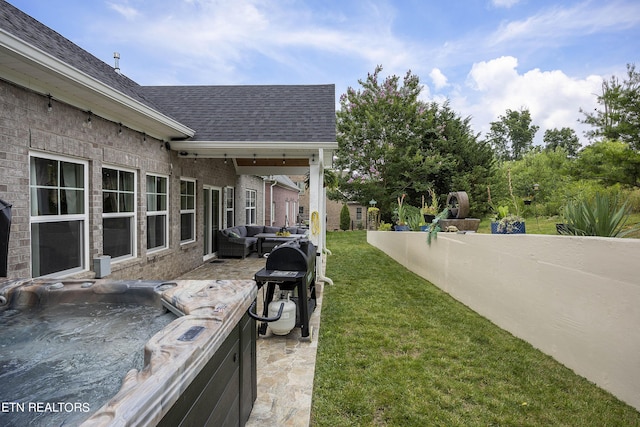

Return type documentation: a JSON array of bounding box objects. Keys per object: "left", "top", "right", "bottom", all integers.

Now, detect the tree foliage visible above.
[
  {"left": 334, "top": 66, "right": 494, "bottom": 219},
  {"left": 580, "top": 63, "right": 640, "bottom": 150},
  {"left": 487, "top": 108, "right": 539, "bottom": 161},
  {"left": 339, "top": 204, "right": 351, "bottom": 231},
  {"left": 543, "top": 127, "right": 581, "bottom": 157},
  {"left": 570, "top": 140, "right": 640, "bottom": 188}
]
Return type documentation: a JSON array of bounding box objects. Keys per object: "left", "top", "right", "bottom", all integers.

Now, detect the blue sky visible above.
[{"left": 7, "top": 0, "right": 640, "bottom": 145}]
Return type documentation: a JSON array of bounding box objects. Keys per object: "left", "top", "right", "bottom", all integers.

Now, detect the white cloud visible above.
[
  {"left": 491, "top": 0, "right": 521, "bottom": 8},
  {"left": 452, "top": 56, "right": 603, "bottom": 145},
  {"left": 429, "top": 68, "right": 449, "bottom": 90},
  {"left": 489, "top": 1, "right": 640, "bottom": 46},
  {"left": 107, "top": 1, "right": 139, "bottom": 20}
]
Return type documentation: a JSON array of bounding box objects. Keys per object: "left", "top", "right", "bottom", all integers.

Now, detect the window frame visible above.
[
  {"left": 146, "top": 173, "right": 169, "bottom": 253},
  {"left": 29, "top": 152, "right": 89, "bottom": 278},
  {"left": 225, "top": 186, "right": 235, "bottom": 228},
  {"left": 245, "top": 189, "right": 257, "bottom": 225},
  {"left": 102, "top": 166, "right": 137, "bottom": 262},
  {"left": 180, "top": 178, "right": 197, "bottom": 244}
]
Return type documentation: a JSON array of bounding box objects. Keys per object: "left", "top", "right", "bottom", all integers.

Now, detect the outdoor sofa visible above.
[{"left": 218, "top": 225, "right": 309, "bottom": 258}]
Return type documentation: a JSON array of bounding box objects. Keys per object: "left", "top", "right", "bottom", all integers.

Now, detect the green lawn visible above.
[{"left": 310, "top": 231, "right": 640, "bottom": 427}]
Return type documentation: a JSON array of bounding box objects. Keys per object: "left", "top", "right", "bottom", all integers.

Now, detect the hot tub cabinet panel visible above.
[{"left": 158, "top": 313, "right": 256, "bottom": 427}]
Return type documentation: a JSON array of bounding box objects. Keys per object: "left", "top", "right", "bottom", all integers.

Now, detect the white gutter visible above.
[{"left": 0, "top": 29, "right": 194, "bottom": 138}]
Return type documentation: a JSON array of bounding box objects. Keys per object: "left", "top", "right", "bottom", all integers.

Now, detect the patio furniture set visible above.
[{"left": 218, "top": 225, "right": 309, "bottom": 258}]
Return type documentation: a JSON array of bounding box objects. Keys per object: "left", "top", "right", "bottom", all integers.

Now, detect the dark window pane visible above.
[
  {"left": 61, "top": 189, "right": 84, "bottom": 214},
  {"left": 147, "top": 215, "right": 166, "bottom": 250},
  {"left": 120, "top": 171, "right": 134, "bottom": 192},
  {"left": 103, "top": 169, "right": 118, "bottom": 190},
  {"left": 146, "top": 175, "right": 156, "bottom": 193},
  {"left": 103, "top": 217, "right": 132, "bottom": 258},
  {"left": 31, "top": 187, "right": 58, "bottom": 216},
  {"left": 103, "top": 192, "right": 118, "bottom": 213},
  {"left": 60, "top": 161, "right": 83, "bottom": 188},
  {"left": 31, "top": 220, "right": 83, "bottom": 277},
  {"left": 32, "top": 157, "right": 57, "bottom": 186},
  {"left": 181, "top": 213, "right": 194, "bottom": 242},
  {"left": 119, "top": 193, "right": 134, "bottom": 212}
]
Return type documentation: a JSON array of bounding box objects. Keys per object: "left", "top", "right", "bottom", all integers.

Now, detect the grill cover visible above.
[{"left": 265, "top": 239, "right": 316, "bottom": 273}]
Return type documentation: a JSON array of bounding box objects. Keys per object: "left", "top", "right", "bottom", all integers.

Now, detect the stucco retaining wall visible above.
[{"left": 367, "top": 230, "right": 640, "bottom": 411}]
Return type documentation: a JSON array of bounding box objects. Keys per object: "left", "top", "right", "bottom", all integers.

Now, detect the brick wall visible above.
[{"left": 0, "top": 79, "right": 252, "bottom": 280}]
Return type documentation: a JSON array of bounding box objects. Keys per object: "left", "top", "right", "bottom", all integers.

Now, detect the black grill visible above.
[{"left": 250, "top": 239, "right": 317, "bottom": 338}]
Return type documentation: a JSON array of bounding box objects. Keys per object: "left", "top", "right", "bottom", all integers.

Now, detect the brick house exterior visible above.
[
  {"left": 0, "top": 3, "right": 336, "bottom": 280},
  {"left": 264, "top": 175, "right": 301, "bottom": 227}
]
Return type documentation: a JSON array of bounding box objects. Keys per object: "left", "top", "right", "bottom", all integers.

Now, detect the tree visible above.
[
  {"left": 486, "top": 108, "right": 539, "bottom": 161},
  {"left": 335, "top": 66, "right": 494, "bottom": 219},
  {"left": 339, "top": 204, "right": 351, "bottom": 231},
  {"left": 570, "top": 140, "right": 640, "bottom": 188},
  {"left": 543, "top": 127, "right": 581, "bottom": 157},
  {"left": 580, "top": 63, "right": 640, "bottom": 150}
]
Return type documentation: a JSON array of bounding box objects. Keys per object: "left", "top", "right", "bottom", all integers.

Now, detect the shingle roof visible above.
[
  {"left": 1, "top": 2, "right": 336, "bottom": 144},
  {"left": 141, "top": 85, "right": 336, "bottom": 142},
  {"left": 0, "top": 1, "right": 163, "bottom": 112}
]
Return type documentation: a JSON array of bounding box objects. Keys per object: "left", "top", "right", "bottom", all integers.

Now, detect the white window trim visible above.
[
  {"left": 102, "top": 165, "right": 137, "bottom": 262},
  {"left": 29, "top": 151, "right": 89, "bottom": 278},
  {"left": 225, "top": 186, "right": 235, "bottom": 228},
  {"left": 180, "top": 177, "right": 197, "bottom": 244},
  {"left": 245, "top": 189, "right": 257, "bottom": 225},
  {"left": 146, "top": 173, "right": 169, "bottom": 253}
]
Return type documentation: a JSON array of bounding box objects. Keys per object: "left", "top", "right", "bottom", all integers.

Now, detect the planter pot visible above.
[
  {"left": 491, "top": 221, "right": 526, "bottom": 234},
  {"left": 423, "top": 214, "right": 436, "bottom": 224},
  {"left": 394, "top": 225, "right": 410, "bottom": 231}
]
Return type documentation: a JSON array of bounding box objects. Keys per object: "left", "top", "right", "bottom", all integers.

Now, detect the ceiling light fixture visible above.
[
  {"left": 47, "top": 94, "right": 52, "bottom": 112},
  {"left": 224, "top": 154, "right": 227, "bottom": 164},
  {"left": 253, "top": 154, "right": 256, "bottom": 164}
]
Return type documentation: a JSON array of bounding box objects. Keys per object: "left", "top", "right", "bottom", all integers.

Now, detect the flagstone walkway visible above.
[{"left": 176, "top": 253, "right": 325, "bottom": 427}]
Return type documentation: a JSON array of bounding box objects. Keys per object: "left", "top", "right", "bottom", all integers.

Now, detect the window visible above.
[
  {"left": 103, "top": 167, "right": 136, "bottom": 260},
  {"left": 180, "top": 179, "right": 196, "bottom": 243},
  {"left": 146, "top": 174, "right": 168, "bottom": 252},
  {"left": 245, "top": 189, "right": 256, "bottom": 225},
  {"left": 225, "top": 187, "right": 234, "bottom": 228},
  {"left": 30, "top": 154, "right": 88, "bottom": 277},
  {"left": 356, "top": 207, "right": 362, "bottom": 220}
]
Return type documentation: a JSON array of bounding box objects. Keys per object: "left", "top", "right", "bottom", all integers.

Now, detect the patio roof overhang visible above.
[
  {"left": 169, "top": 140, "right": 337, "bottom": 175},
  {"left": 0, "top": 29, "right": 195, "bottom": 142}
]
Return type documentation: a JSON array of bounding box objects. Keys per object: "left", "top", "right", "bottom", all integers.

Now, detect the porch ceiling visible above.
[{"left": 170, "top": 140, "right": 337, "bottom": 175}]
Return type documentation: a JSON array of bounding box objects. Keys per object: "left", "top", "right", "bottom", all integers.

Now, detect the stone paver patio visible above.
[{"left": 176, "top": 253, "right": 324, "bottom": 426}]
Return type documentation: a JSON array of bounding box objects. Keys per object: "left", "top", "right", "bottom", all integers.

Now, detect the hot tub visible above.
[{"left": 0, "top": 278, "right": 257, "bottom": 426}]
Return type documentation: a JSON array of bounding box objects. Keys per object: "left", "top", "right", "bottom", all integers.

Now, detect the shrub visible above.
[
  {"left": 560, "top": 192, "right": 640, "bottom": 237},
  {"left": 339, "top": 204, "right": 351, "bottom": 231}
]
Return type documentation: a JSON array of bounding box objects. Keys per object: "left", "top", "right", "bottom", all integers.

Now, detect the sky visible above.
[{"left": 7, "top": 0, "right": 640, "bottom": 146}]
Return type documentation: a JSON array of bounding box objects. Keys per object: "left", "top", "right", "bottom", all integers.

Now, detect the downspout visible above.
[{"left": 270, "top": 177, "right": 277, "bottom": 226}]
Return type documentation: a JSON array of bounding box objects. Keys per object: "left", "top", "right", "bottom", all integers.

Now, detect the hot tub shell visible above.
[{"left": 0, "top": 278, "right": 257, "bottom": 426}]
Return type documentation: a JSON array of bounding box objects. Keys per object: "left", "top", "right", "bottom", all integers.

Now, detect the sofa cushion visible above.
[
  {"left": 245, "top": 225, "right": 265, "bottom": 236},
  {"left": 227, "top": 230, "right": 241, "bottom": 238},
  {"left": 264, "top": 226, "right": 280, "bottom": 234}
]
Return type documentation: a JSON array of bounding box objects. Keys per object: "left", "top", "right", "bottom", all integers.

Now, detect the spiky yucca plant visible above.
[{"left": 560, "top": 193, "right": 640, "bottom": 237}]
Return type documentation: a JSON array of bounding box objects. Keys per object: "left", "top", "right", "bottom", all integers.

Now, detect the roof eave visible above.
[{"left": 0, "top": 29, "right": 194, "bottom": 141}]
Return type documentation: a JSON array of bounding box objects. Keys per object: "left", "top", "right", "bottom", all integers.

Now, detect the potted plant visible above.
[
  {"left": 421, "top": 189, "right": 440, "bottom": 223},
  {"left": 394, "top": 194, "right": 410, "bottom": 231},
  {"left": 490, "top": 205, "right": 526, "bottom": 234},
  {"left": 488, "top": 169, "right": 526, "bottom": 234},
  {"left": 406, "top": 206, "right": 426, "bottom": 231}
]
